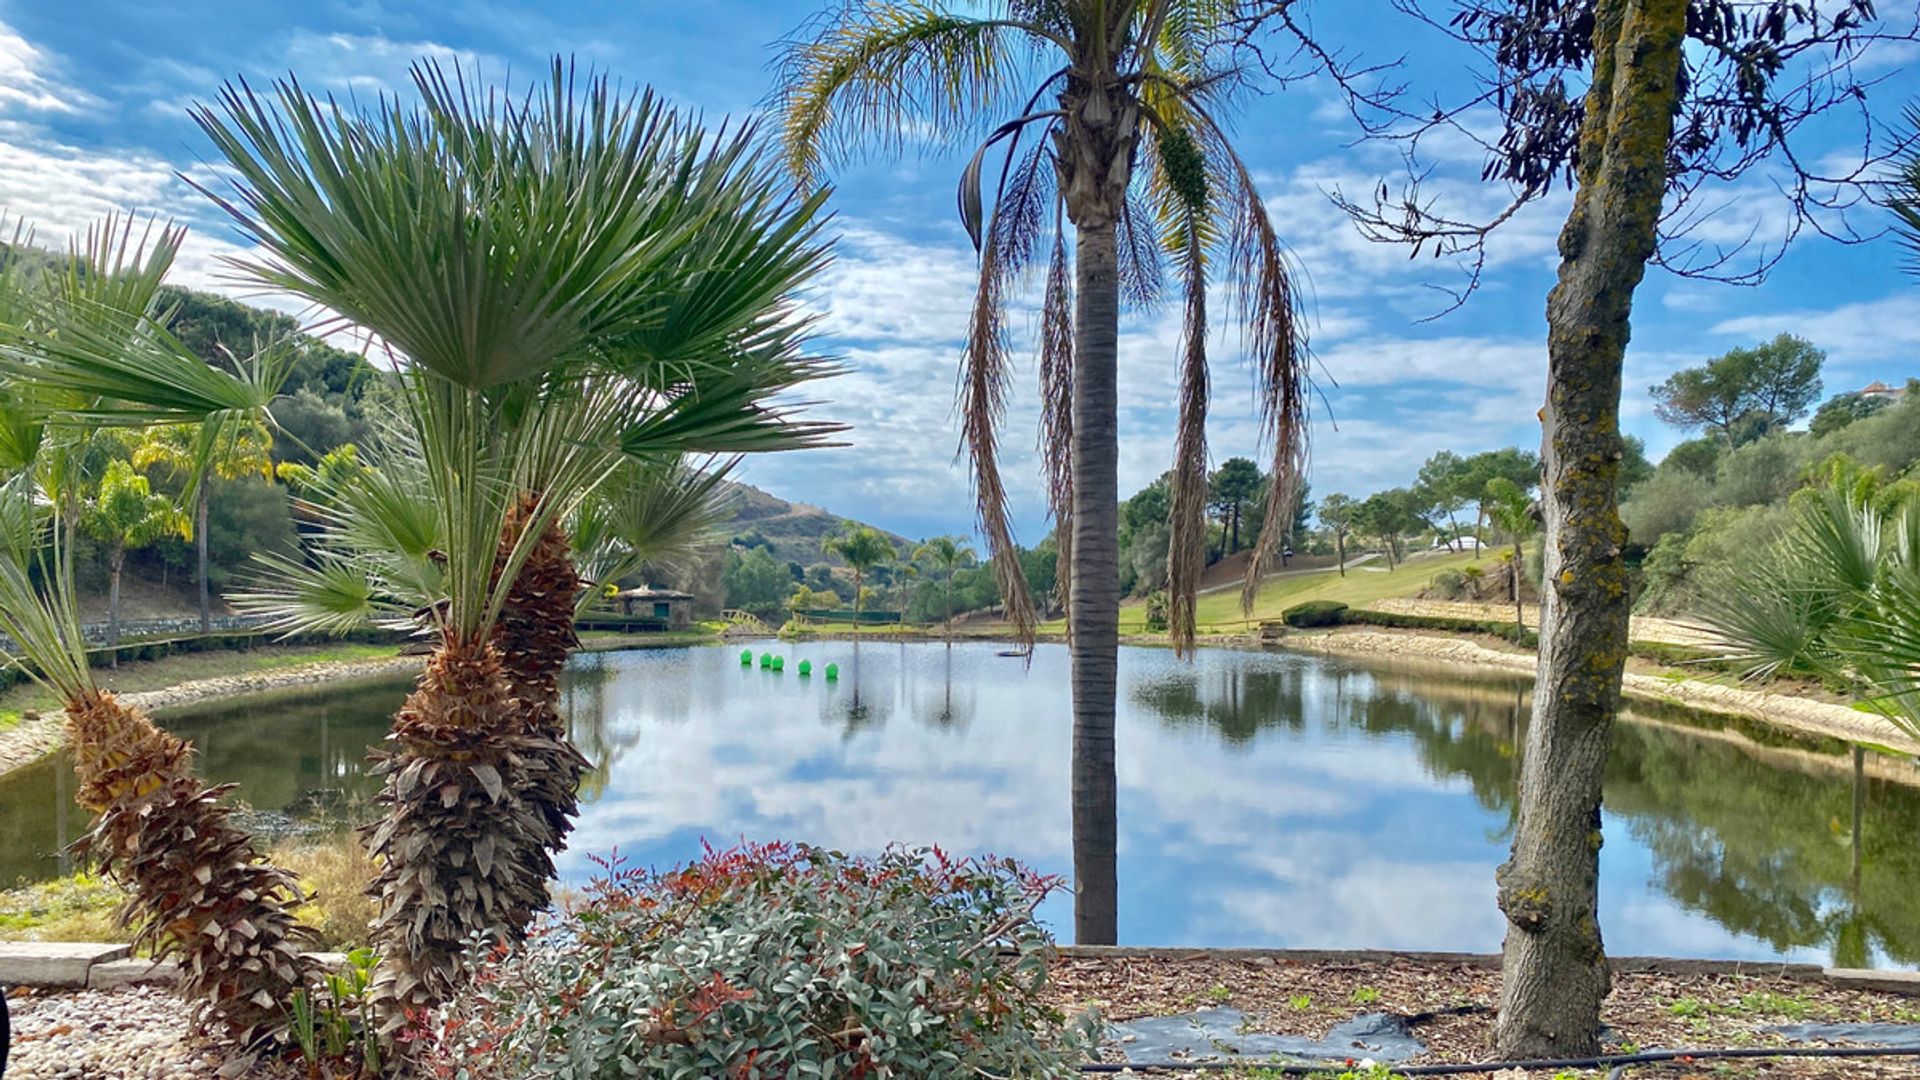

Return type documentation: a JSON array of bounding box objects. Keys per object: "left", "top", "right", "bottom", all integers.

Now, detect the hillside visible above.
[{"left": 719, "top": 480, "right": 911, "bottom": 566}]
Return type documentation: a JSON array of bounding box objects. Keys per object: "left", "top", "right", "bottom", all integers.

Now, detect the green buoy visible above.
[
  {"left": 772, "top": 655, "right": 785, "bottom": 671},
  {"left": 740, "top": 649, "right": 753, "bottom": 666},
  {"left": 759, "top": 652, "right": 773, "bottom": 668},
  {"left": 824, "top": 662, "right": 839, "bottom": 681},
  {"left": 798, "top": 659, "right": 812, "bottom": 676}
]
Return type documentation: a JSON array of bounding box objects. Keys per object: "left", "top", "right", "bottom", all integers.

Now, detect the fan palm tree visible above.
[
  {"left": 1701, "top": 469, "right": 1920, "bottom": 735},
  {"left": 0, "top": 216, "right": 311, "bottom": 1053},
  {"left": 822, "top": 523, "right": 896, "bottom": 625},
  {"left": 131, "top": 417, "right": 274, "bottom": 632},
  {"left": 193, "top": 59, "right": 837, "bottom": 1025},
  {"left": 915, "top": 534, "right": 974, "bottom": 636},
  {"left": 776, "top": 1, "right": 1310, "bottom": 942},
  {"left": 82, "top": 457, "right": 189, "bottom": 659}
]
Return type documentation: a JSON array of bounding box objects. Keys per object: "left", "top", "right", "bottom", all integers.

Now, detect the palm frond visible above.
[
  {"left": 571, "top": 457, "right": 733, "bottom": 608},
  {"left": 233, "top": 550, "right": 398, "bottom": 638},
  {"left": 1891, "top": 105, "right": 1920, "bottom": 279},
  {"left": 1164, "top": 209, "right": 1210, "bottom": 656},
  {"left": 0, "top": 475, "right": 90, "bottom": 701},
  {"left": 1038, "top": 221, "right": 1075, "bottom": 617},
  {"left": 774, "top": 2, "right": 1054, "bottom": 190},
  {"left": 192, "top": 61, "right": 709, "bottom": 392},
  {"left": 1188, "top": 114, "right": 1309, "bottom": 614},
  {"left": 960, "top": 217, "right": 1037, "bottom": 643}
]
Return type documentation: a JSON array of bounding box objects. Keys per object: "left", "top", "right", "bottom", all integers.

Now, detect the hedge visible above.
[{"left": 1281, "top": 600, "right": 1349, "bottom": 628}]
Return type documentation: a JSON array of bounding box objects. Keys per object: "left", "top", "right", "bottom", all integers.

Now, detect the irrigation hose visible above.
[{"left": 1078, "top": 1043, "right": 1920, "bottom": 1074}]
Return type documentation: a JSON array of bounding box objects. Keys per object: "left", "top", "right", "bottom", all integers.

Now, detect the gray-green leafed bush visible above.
[{"left": 420, "top": 843, "right": 1095, "bottom": 1078}]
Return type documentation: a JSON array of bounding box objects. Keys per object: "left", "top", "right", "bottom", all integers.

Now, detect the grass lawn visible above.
[{"left": 1039, "top": 548, "right": 1500, "bottom": 637}]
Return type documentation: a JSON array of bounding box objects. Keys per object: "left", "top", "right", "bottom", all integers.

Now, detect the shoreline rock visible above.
[{"left": 0, "top": 655, "right": 426, "bottom": 780}]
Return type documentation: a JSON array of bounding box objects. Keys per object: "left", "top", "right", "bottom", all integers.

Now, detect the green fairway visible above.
[{"left": 1053, "top": 548, "right": 1501, "bottom": 636}]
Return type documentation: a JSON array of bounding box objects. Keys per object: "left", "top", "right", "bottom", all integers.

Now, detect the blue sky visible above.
[{"left": 1, "top": 1, "right": 1914, "bottom": 542}]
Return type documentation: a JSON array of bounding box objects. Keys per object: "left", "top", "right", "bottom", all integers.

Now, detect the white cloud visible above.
[
  {"left": 0, "top": 21, "right": 93, "bottom": 116},
  {"left": 277, "top": 31, "right": 499, "bottom": 97},
  {"left": 1710, "top": 294, "right": 1920, "bottom": 366}
]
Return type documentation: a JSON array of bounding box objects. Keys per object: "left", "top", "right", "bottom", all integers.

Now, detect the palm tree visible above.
[
  {"left": 822, "top": 523, "right": 896, "bottom": 625},
  {"left": 82, "top": 457, "right": 189, "bottom": 660},
  {"left": 131, "top": 418, "right": 274, "bottom": 632},
  {"left": 195, "top": 60, "right": 836, "bottom": 1025},
  {"left": 0, "top": 216, "right": 312, "bottom": 1052},
  {"left": 776, "top": 0, "right": 1310, "bottom": 942},
  {"left": 1701, "top": 469, "right": 1920, "bottom": 735},
  {"left": 1484, "top": 478, "right": 1537, "bottom": 634},
  {"left": 915, "top": 534, "right": 974, "bottom": 636}
]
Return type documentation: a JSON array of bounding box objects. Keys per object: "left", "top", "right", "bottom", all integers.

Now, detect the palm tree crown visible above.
[{"left": 776, "top": 0, "right": 1310, "bottom": 651}]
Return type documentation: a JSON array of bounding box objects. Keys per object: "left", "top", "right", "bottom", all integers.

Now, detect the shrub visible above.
[
  {"left": 1282, "top": 600, "right": 1349, "bottom": 628},
  {"left": 421, "top": 843, "right": 1094, "bottom": 1079},
  {"left": 1428, "top": 569, "right": 1468, "bottom": 600},
  {"left": 1144, "top": 590, "right": 1170, "bottom": 632},
  {"left": 274, "top": 834, "right": 380, "bottom": 951}
]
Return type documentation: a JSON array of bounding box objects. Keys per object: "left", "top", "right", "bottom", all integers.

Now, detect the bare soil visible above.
[{"left": 1048, "top": 953, "right": 1920, "bottom": 1077}]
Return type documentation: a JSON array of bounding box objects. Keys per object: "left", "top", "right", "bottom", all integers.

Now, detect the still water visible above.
[{"left": 2, "top": 641, "right": 1913, "bottom": 967}]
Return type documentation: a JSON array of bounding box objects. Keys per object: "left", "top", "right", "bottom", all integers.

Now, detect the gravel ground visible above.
[
  {"left": 1049, "top": 955, "right": 1920, "bottom": 1078},
  {"left": 4, "top": 984, "right": 299, "bottom": 1079},
  {"left": 7, "top": 956, "right": 1918, "bottom": 1078}
]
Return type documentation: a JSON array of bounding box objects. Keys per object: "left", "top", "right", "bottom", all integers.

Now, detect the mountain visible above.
[{"left": 719, "top": 480, "right": 912, "bottom": 567}]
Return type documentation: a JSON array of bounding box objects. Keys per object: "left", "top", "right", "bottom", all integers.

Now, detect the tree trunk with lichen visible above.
[
  {"left": 1494, "top": 0, "right": 1686, "bottom": 1057},
  {"left": 1056, "top": 69, "right": 1136, "bottom": 947},
  {"left": 65, "top": 692, "right": 313, "bottom": 1052}
]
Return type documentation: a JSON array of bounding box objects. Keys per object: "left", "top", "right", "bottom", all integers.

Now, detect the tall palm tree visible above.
[
  {"left": 194, "top": 59, "right": 837, "bottom": 1025},
  {"left": 0, "top": 216, "right": 311, "bottom": 1053},
  {"left": 132, "top": 417, "right": 274, "bottom": 632},
  {"left": 915, "top": 534, "right": 973, "bottom": 636},
  {"left": 822, "top": 523, "right": 896, "bottom": 625},
  {"left": 82, "top": 457, "right": 189, "bottom": 659},
  {"left": 776, "top": 1, "right": 1310, "bottom": 942}
]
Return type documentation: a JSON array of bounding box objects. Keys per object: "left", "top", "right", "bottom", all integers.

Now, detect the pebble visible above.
[{"left": 4, "top": 985, "right": 298, "bottom": 1079}]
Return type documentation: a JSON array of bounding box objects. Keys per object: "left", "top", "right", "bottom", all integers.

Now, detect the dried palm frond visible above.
[
  {"left": 1164, "top": 220, "right": 1210, "bottom": 656},
  {"left": 962, "top": 229, "right": 1038, "bottom": 642},
  {"left": 1038, "top": 221, "right": 1075, "bottom": 618}
]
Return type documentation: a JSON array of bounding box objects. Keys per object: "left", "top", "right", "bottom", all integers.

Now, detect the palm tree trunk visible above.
[
  {"left": 196, "top": 486, "right": 211, "bottom": 634},
  {"left": 66, "top": 691, "right": 313, "bottom": 1050},
  {"left": 486, "top": 497, "right": 590, "bottom": 940},
  {"left": 1070, "top": 218, "right": 1120, "bottom": 945},
  {"left": 1336, "top": 533, "right": 1346, "bottom": 576},
  {"left": 365, "top": 636, "right": 543, "bottom": 1034},
  {"left": 107, "top": 547, "right": 123, "bottom": 669},
  {"left": 944, "top": 571, "right": 953, "bottom": 638},
  {"left": 1494, "top": 0, "right": 1685, "bottom": 1058}
]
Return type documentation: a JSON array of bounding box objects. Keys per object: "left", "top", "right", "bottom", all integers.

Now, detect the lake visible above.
[{"left": 3, "top": 640, "right": 1914, "bottom": 968}]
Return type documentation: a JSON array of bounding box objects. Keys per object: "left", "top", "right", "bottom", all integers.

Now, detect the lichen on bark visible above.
[{"left": 1494, "top": 0, "right": 1689, "bottom": 1059}]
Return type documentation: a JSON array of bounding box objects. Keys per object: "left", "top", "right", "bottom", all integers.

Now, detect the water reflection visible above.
[{"left": 2, "top": 643, "right": 1914, "bottom": 969}]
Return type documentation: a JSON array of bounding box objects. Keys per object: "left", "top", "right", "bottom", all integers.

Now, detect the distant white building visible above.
[{"left": 1858, "top": 380, "right": 1909, "bottom": 402}]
